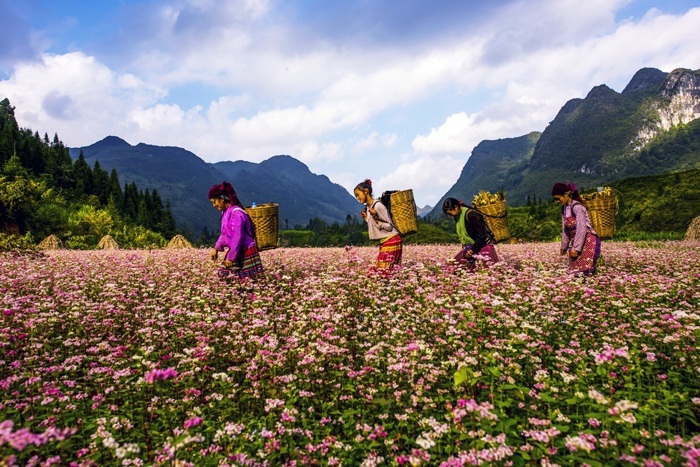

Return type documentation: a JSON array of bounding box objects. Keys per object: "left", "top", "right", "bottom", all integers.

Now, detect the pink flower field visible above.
[{"left": 1, "top": 242, "right": 699, "bottom": 466}]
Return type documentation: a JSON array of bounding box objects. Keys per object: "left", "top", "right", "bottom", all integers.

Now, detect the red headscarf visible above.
[{"left": 208, "top": 181, "right": 243, "bottom": 207}]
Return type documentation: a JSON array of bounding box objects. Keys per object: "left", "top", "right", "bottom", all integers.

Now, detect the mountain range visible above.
[
  {"left": 427, "top": 67, "right": 700, "bottom": 217},
  {"left": 69, "top": 138, "right": 359, "bottom": 234},
  {"left": 70, "top": 66, "right": 700, "bottom": 232}
]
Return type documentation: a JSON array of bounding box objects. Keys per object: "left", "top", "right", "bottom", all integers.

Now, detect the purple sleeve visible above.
[
  {"left": 215, "top": 208, "right": 251, "bottom": 261},
  {"left": 571, "top": 204, "right": 588, "bottom": 252}
]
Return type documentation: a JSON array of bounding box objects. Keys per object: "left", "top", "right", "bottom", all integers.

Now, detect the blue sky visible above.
[{"left": 1, "top": 0, "right": 699, "bottom": 207}]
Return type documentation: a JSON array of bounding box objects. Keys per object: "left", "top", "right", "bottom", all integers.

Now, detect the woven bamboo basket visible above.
[
  {"left": 245, "top": 203, "right": 279, "bottom": 250},
  {"left": 581, "top": 196, "right": 617, "bottom": 240},
  {"left": 474, "top": 200, "right": 509, "bottom": 243},
  {"left": 389, "top": 190, "right": 419, "bottom": 235}
]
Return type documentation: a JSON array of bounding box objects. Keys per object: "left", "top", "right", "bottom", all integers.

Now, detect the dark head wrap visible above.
[
  {"left": 551, "top": 182, "right": 570, "bottom": 197},
  {"left": 551, "top": 182, "right": 580, "bottom": 200},
  {"left": 208, "top": 181, "right": 243, "bottom": 207}
]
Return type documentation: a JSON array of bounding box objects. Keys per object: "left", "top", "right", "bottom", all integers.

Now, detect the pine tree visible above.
[
  {"left": 73, "top": 152, "right": 93, "bottom": 197},
  {"left": 92, "top": 160, "right": 111, "bottom": 205},
  {"left": 0, "top": 98, "right": 20, "bottom": 166},
  {"left": 136, "top": 199, "right": 151, "bottom": 228},
  {"left": 109, "top": 169, "right": 124, "bottom": 209}
]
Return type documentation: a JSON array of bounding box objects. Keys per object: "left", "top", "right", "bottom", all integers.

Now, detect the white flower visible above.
[{"left": 415, "top": 435, "right": 435, "bottom": 450}]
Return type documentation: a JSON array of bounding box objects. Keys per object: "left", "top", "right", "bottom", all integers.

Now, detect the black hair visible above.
[
  {"left": 442, "top": 197, "right": 464, "bottom": 213},
  {"left": 570, "top": 188, "right": 581, "bottom": 201},
  {"left": 354, "top": 179, "right": 373, "bottom": 196}
]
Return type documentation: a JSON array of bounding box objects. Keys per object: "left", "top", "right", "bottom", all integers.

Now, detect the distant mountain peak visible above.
[
  {"left": 94, "top": 136, "right": 131, "bottom": 148},
  {"left": 262, "top": 155, "right": 311, "bottom": 171},
  {"left": 622, "top": 67, "right": 667, "bottom": 94},
  {"left": 586, "top": 84, "right": 616, "bottom": 98}
]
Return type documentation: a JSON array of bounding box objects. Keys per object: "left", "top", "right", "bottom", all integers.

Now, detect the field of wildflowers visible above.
[{"left": 1, "top": 241, "right": 699, "bottom": 466}]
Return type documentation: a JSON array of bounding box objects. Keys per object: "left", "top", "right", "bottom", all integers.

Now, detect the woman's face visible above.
[
  {"left": 553, "top": 194, "right": 570, "bottom": 205},
  {"left": 354, "top": 189, "right": 368, "bottom": 204},
  {"left": 210, "top": 197, "right": 226, "bottom": 211},
  {"left": 444, "top": 206, "right": 460, "bottom": 217}
]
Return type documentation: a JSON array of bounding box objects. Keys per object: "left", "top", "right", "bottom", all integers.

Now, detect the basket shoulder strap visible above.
[
  {"left": 467, "top": 208, "right": 495, "bottom": 243},
  {"left": 370, "top": 201, "right": 402, "bottom": 236},
  {"left": 231, "top": 206, "right": 256, "bottom": 239}
]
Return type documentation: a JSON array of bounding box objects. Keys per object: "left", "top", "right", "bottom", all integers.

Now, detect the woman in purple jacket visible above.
[
  {"left": 552, "top": 182, "right": 601, "bottom": 275},
  {"left": 208, "top": 181, "right": 264, "bottom": 280}
]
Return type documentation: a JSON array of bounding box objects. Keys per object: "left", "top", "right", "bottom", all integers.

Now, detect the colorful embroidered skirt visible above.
[
  {"left": 219, "top": 245, "right": 264, "bottom": 280},
  {"left": 567, "top": 231, "right": 601, "bottom": 275},
  {"left": 455, "top": 244, "right": 499, "bottom": 272},
  {"left": 374, "top": 234, "right": 403, "bottom": 270}
]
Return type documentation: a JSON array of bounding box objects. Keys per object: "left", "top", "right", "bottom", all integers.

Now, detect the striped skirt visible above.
[
  {"left": 219, "top": 245, "right": 264, "bottom": 280},
  {"left": 374, "top": 234, "right": 403, "bottom": 270}
]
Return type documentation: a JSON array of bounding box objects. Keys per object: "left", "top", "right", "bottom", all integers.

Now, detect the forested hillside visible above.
[
  {"left": 0, "top": 98, "right": 177, "bottom": 249},
  {"left": 429, "top": 67, "right": 700, "bottom": 218}
]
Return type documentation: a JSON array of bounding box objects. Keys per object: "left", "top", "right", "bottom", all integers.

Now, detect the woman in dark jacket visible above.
[{"left": 442, "top": 197, "right": 499, "bottom": 272}]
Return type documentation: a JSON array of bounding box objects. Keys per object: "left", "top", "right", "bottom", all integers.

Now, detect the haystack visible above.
[
  {"left": 166, "top": 234, "right": 193, "bottom": 249},
  {"left": 97, "top": 235, "right": 119, "bottom": 250},
  {"left": 684, "top": 216, "right": 700, "bottom": 241},
  {"left": 38, "top": 234, "right": 63, "bottom": 250}
]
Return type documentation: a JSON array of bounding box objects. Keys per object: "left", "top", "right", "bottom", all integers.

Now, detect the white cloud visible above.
[
  {"left": 376, "top": 154, "right": 466, "bottom": 206},
  {"left": 355, "top": 131, "right": 398, "bottom": 151},
  {"left": 0, "top": 52, "right": 165, "bottom": 141}
]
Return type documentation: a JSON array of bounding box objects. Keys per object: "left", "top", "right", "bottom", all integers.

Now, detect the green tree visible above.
[
  {"left": 73, "top": 152, "right": 92, "bottom": 197},
  {"left": 92, "top": 160, "right": 111, "bottom": 205},
  {"left": 68, "top": 205, "right": 114, "bottom": 240},
  {"left": 0, "top": 154, "right": 45, "bottom": 233},
  {"left": 0, "top": 98, "right": 20, "bottom": 166}
]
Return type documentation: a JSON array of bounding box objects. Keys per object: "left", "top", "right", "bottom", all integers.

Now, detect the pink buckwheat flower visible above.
[
  {"left": 184, "top": 417, "right": 203, "bottom": 429},
  {"left": 144, "top": 367, "right": 178, "bottom": 383}
]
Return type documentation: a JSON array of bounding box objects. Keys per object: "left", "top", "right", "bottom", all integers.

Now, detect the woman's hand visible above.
[
  {"left": 569, "top": 250, "right": 580, "bottom": 259},
  {"left": 360, "top": 210, "right": 367, "bottom": 220},
  {"left": 368, "top": 207, "right": 377, "bottom": 216},
  {"left": 223, "top": 259, "right": 233, "bottom": 268},
  {"left": 211, "top": 249, "right": 218, "bottom": 261}
]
